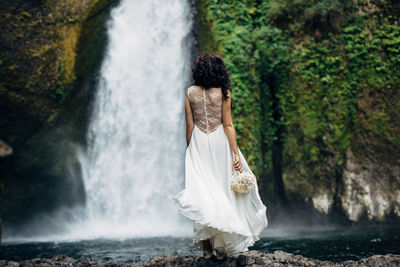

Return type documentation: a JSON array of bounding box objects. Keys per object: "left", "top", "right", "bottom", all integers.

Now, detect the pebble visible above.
[{"left": 0, "top": 250, "right": 399, "bottom": 267}]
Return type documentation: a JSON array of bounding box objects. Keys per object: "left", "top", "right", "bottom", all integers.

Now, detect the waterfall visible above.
[{"left": 74, "top": 0, "right": 193, "bottom": 239}]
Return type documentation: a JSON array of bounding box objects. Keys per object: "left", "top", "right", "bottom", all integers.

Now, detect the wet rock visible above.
[
  {"left": 0, "top": 140, "right": 12, "bottom": 157},
  {"left": 0, "top": 250, "right": 399, "bottom": 267},
  {"left": 0, "top": 0, "right": 119, "bottom": 227},
  {"left": 0, "top": 140, "right": 11, "bottom": 243},
  {"left": 341, "top": 149, "right": 400, "bottom": 221}
]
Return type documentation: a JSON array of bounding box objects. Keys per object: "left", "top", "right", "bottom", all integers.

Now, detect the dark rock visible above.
[
  {"left": 0, "top": 0, "right": 119, "bottom": 230},
  {"left": 0, "top": 141, "right": 12, "bottom": 157},
  {"left": 237, "top": 254, "right": 248, "bottom": 266},
  {"left": 2, "top": 250, "right": 398, "bottom": 267},
  {"left": 0, "top": 139, "right": 11, "bottom": 243}
]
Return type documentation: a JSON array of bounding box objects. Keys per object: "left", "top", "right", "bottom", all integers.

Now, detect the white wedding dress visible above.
[{"left": 173, "top": 85, "right": 268, "bottom": 254}]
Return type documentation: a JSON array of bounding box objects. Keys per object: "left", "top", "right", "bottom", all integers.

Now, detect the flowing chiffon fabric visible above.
[{"left": 173, "top": 122, "right": 268, "bottom": 254}]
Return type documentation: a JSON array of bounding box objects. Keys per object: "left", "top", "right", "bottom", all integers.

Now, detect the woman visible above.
[{"left": 173, "top": 54, "right": 268, "bottom": 260}]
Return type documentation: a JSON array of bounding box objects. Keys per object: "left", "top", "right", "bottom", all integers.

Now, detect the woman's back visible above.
[
  {"left": 175, "top": 54, "right": 268, "bottom": 257},
  {"left": 187, "top": 85, "right": 222, "bottom": 134}
]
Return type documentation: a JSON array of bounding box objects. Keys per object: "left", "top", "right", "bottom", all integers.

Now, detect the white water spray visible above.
[
  {"left": 2, "top": 0, "right": 194, "bottom": 243},
  {"left": 74, "top": 0, "right": 193, "bottom": 238}
]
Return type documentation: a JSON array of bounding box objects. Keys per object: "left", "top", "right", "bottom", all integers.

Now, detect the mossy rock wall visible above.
[
  {"left": 0, "top": 0, "right": 119, "bottom": 228},
  {"left": 194, "top": 0, "right": 400, "bottom": 223}
]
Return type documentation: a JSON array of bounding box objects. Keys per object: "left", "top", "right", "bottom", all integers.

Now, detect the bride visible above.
[{"left": 174, "top": 54, "right": 268, "bottom": 261}]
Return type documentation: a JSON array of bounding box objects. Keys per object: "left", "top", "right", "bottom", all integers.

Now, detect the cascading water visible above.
[{"left": 74, "top": 0, "right": 193, "bottom": 239}]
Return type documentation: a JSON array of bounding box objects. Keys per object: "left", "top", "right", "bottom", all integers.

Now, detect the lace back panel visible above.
[{"left": 188, "top": 86, "right": 222, "bottom": 134}]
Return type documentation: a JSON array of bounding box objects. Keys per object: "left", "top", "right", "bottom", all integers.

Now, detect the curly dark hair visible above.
[{"left": 192, "top": 54, "right": 233, "bottom": 108}]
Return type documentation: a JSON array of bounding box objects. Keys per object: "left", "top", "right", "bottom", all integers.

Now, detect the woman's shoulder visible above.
[
  {"left": 187, "top": 85, "right": 199, "bottom": 100},
  {"left": 187, "top": 85, "right": 202, "bottom": 95},
  {"left": 188, "top": 85, "right": 223, "bottom": 94},
  {"left": 187, "top": 85, "right": 196, "bottom": 92},
  {"left": 188, "top": 85, "right": 201, "bottom": 90}
]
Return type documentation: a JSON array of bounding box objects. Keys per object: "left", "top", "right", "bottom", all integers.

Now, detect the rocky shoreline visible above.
[{"left": 1, "top": 250, "right": 399, "bottom": 267}]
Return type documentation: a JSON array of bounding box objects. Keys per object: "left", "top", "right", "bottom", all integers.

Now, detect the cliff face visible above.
[
  {"left": 0, "top": 0, "right": 398, "bottom": 229},
  {"left": 0, "top": 0, "right": 119, "bottom": 226},
  {"left": 194, "top": 0, "right": 400, "bottom": 223}
]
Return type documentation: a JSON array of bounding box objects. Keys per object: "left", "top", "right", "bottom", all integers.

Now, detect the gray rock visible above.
[
  {"left": 340, "top": 149, "right": 400, "bottom": 221},
  {"left": 0, "top": 140, "right": 12, "bottom": 157},
  {"left": 0, "top": 251, "right": 399, "bottom": 267}
]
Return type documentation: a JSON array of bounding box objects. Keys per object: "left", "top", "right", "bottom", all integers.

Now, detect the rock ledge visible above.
[{"left": 1, "top": 250, "right": 399, "bottom": 266}]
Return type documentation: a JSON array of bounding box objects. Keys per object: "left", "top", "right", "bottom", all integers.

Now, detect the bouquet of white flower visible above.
[{"left": 230, "top": 169, "right": 256, "bottom": 194}]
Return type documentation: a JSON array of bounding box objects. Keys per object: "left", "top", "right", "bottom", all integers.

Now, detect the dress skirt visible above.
[{"left": 173, "top": 124, "right": 268, "bottom": 254}]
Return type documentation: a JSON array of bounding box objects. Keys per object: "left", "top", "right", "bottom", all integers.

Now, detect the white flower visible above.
[{"left": 230, "top": 170, "right": 256, "bottom": 194}]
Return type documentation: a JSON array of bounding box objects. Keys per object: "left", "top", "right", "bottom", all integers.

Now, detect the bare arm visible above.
[
  {"left": 222, "top": 90, "right": 242, "bottom": 172},
  {"left": 185, "top": 91, "right": 194, "bottom": 146}
]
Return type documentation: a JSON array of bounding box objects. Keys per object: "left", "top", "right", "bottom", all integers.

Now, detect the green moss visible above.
[
  {"left": 193, "top": 0, "right": 220, "bottom": 54},
  {"left": 196, "top": 0, "right": 400, "bottom": 207},
  {"left": 0, "top": 0, "right": 119, "bottom": 226}
]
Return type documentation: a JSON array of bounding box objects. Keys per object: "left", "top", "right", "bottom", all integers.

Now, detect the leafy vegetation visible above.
[{"left": 195, "top": 0, "right": 400, "bottom": 205}]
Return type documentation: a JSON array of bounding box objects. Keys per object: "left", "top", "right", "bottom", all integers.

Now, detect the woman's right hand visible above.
[{"left": 233, "top": 154, "right": 242, "bottom": 173}]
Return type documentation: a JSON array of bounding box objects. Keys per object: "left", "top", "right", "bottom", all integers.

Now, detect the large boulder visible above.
[{"left": 0, "top": 0, "right": 119, "bottom": 231}]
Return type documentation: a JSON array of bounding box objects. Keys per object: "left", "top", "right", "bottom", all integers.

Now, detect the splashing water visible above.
[
  {"left": 2, "top": 0, "right": 193, "bottom": 243},
  {"left": 71, "top": 0, "right": 193, "bottom": 239}
]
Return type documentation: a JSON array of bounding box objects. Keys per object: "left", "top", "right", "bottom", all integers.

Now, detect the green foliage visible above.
[
  {"left": 278, "top": 11, "right": 400, "bottom": 196},
  {"left": 196, "top": 0, "right": 400, "bottom": 200},
  {"left": 264, "top": 0, "right": 354, "bottom": 36},
  {"left": 254, "top": 26, "right": 291, "bottom": 175},
  {"left": 196, "top": 0, "right": 264, "bottom": 178}
]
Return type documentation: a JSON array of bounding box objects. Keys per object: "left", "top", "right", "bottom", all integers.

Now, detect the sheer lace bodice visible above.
[{"left": 187, "top": 85, "right": 222, "bottom": 134}]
